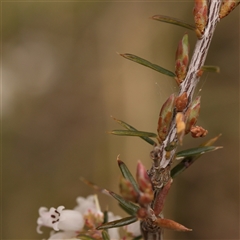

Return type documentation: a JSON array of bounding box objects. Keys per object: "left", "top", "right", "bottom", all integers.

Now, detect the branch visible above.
[
  {"left": 145, "top": 1, "right": 222, "bottom": 239},
  {"left": 180, "top": 1, "right": 222, "bottom": 99},
  {"left": 150, "top": 0, "right": 221, "bottom": 189}
]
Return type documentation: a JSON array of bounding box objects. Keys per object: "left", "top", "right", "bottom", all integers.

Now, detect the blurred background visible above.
[{"left": 2, "top": 1, "right": 239, "bottom": 239}]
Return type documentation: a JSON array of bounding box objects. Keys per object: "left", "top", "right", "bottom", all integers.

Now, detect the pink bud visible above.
[
  {"left": 175, "top": 92, "right": 188, "bottom": 112},
  {"left": 155, "top": 218, "right": 192, "bottom": 232},
  {"left": 219, "top": 0, "right": 240, "bottom": 19},
  {"left": 176, "top": 112, "right": 186, "bottom": 145},
  {"left": 157, "top": 94, "right": 176, "bottom": 142},
  {"left": 119, "top": 177, "right": 139, "bottom": 202},
  {"left": 185, "top": 96, "right": 201, "bottom": 134},
  {"left": 190, "top": 125, "right": 208, "bottom": 138},
  {"left": 136, "top": 161, "right": 152, "bottom": 194},
  {"left": 193, "top": 0, "right": 208, "bottom": 36},
  {"left": 153, "top": 179, "right": 172, "bottom": 216},
  {"left": 175, "top": 34, "right": 189, "bottom": 84}
]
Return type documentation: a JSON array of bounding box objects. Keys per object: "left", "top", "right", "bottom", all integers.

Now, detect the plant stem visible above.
[
  {"left": 180, "top": 0, "right": 222, "bottom": 99},
  {"left": 144, "top": 1, "right": 222, "bottom": 239},
  {"left": 150, "top": 0, "right": 222, "bottom": 191}
]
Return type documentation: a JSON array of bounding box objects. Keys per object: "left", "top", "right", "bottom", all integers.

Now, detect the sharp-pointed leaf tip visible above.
[{"left": 117, "top": 159, "right": 123, "bottom": 165}]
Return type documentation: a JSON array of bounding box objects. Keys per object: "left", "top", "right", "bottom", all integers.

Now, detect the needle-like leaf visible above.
[
  {"left": 201, "top": 65, "right": 220, "bottom": 73},
  {"left": 171, "top": 137, "right": 222, "bottom": 178},
  {"left": 102, "top": 230, "right": 110, "bottom": 240},
  {"left": 119, "top": 53, "right": 176, "bottom": 77},
  {"left": 80, "top": 177, "right": 110, "bottom": 195},
  {"left": 117, "top": 158, "right": 140, "bottom": 194},
  {"left": 151, "top": 15, "right": 196, "bottom": 31},
  {"left": 176, "top": 146, "right": 222, "bottom": 160},
  {"left": 108, "top": 190, "right": 140, "bottom": 215},
  {"left": 97, "top": 216, "right": 138, "bottom": 230},
  {"left": 112, "top": 117, "right": 156, "bottom": 145},
  {"left": 109, "top": 130, "right": 157, "bottom": 138}
]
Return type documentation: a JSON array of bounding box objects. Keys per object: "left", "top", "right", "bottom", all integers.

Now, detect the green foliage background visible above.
[{"left": 2, "top": 2, "right": 239, "bottom": 239}]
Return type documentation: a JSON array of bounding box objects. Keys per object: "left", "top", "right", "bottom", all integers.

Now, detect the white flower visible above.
[
  {"left": 125, "top": 220, "right": 141, "bottom": 237},
  {"left": 37, "top": 195, "right": 123, "bottom": 240},
  {"left": 37, "top": 206, "right": 84, "bottom": 234},
  {"left": 48, "top": 230, "right": 78, "bottom": 239},
  {"left": 74, "top": 195, "right": 102, "bottom": 217},
  {"left": 107, "top": 212, "right": 121, "bottom": 240}
]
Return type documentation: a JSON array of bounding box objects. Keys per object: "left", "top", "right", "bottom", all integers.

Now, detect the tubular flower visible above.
[
  {"left": 37, "top": 206, "right": 84, "bottom": 233},
  {"left": 48, "top": 231, "right": 79, "bottom": 239},
  {"left": 124, "top": 220, "right": 141, "bottom": 237},
  {"left": 37, "top": 195, "right": 121, "bottom": 239},
  {"left": 74, "top": 195, "right": 103, "bottom": 217},
  {"left": 107, "top": 212, "right": 121, "bottom": 239}
]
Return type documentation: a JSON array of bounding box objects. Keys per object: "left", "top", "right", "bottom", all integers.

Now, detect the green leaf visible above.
[
  {"left": 103, "top": 210, "right": 108, "bottom": 224},
  {"left": 97, "top": 216, "right": 138, "bottom": 230},
  {"left": 201, "top": 65, "right": 220, "bottom": 73},
  {"left": 109, "top": 130, "right": 157, "bottom": 138},
  {"left": 118, "top": 203, "right": 137, "bottom": 216},
  {"left": 171, "top": 156, "right": 195, "bottom": 178},
  {"left": 112, "top": 117, "right": 157, "bottom": 146},
  {"left": 175, "top": 146, "right": 222, "bottom": 160},
  {"left": 117, "top": 159, "right": 140, "bottom": 194},
  {"left": 109, "top": 191, "right": 140, "bottom": 215},
  {"left": 151, "top": 15, "right": 196, "bottom": 31},
  {"left": 102, "top": 230, "right": 110, "bottom": 240},
  {"left": 120, "top": 53, "right": 176, "bottom": 77},
  {"left": 171, "top": 145, "right": 222, "bottom": 178}
]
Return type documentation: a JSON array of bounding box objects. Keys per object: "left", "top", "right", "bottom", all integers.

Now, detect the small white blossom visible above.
[
  {"left": 107, "top": 212, "right": 121, "bottom": 240},
  {"left": 74, "top": 195, "right": 102, "bottom": 217},
  {"left": 125, "top": 220, "right": 141, "bottom": 237},
  {"left": 37, "top": 195, "right": 122, "bottom": 239},
  {"left": 37, "top": 205, "right": 84, "bottom": 234},
  {"left": 48, "top": 230, "right": 77, "bottom": 239},
  {"left": 37, "top": 207, "right": 56, "bottom": 231}
]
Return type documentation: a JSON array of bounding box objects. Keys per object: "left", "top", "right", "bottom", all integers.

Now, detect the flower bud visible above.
[
  {"left": 175, "top": 34, "right": 189, "bottom": 84},
  {"left": 155, "top": 217, "right": 192, "bottom": 231},
  {"left": 157, "top": 94, "right": 176, "bottom": 142},
  {"left": 175, "top": 92, "right": 188, "bottom": 112},
  {"left": 136, "top": 161, "right": 152, "bottom": 192},
  {"left": 153, "top": 179, "right": 172, "bottom": 216},
  {"left": 193, "top": 0, "right": 208, "bottom": 36},
  {"left": 136, "top": 208, "right": 148, "bottom": 219},
  {"left": 138, "top": 192, "right": 154, "bottom": 206},
  {"left": 197, "top": 68, "right": 204, "bottom": 77},
  {"left": 176, "top": 112, "right": 185, "bottom": 145},
  {"left": 190, "top": 125, "right": 208, "bottom": 138},
  {"left": 119, "top": 177, "right": 139, "bottom": 202},
  {"left": 185, "top": 96, "right": 201, "bottom": 134},
  {"left": 219, "top": 0, "right": 240, "bottom": 19}
]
